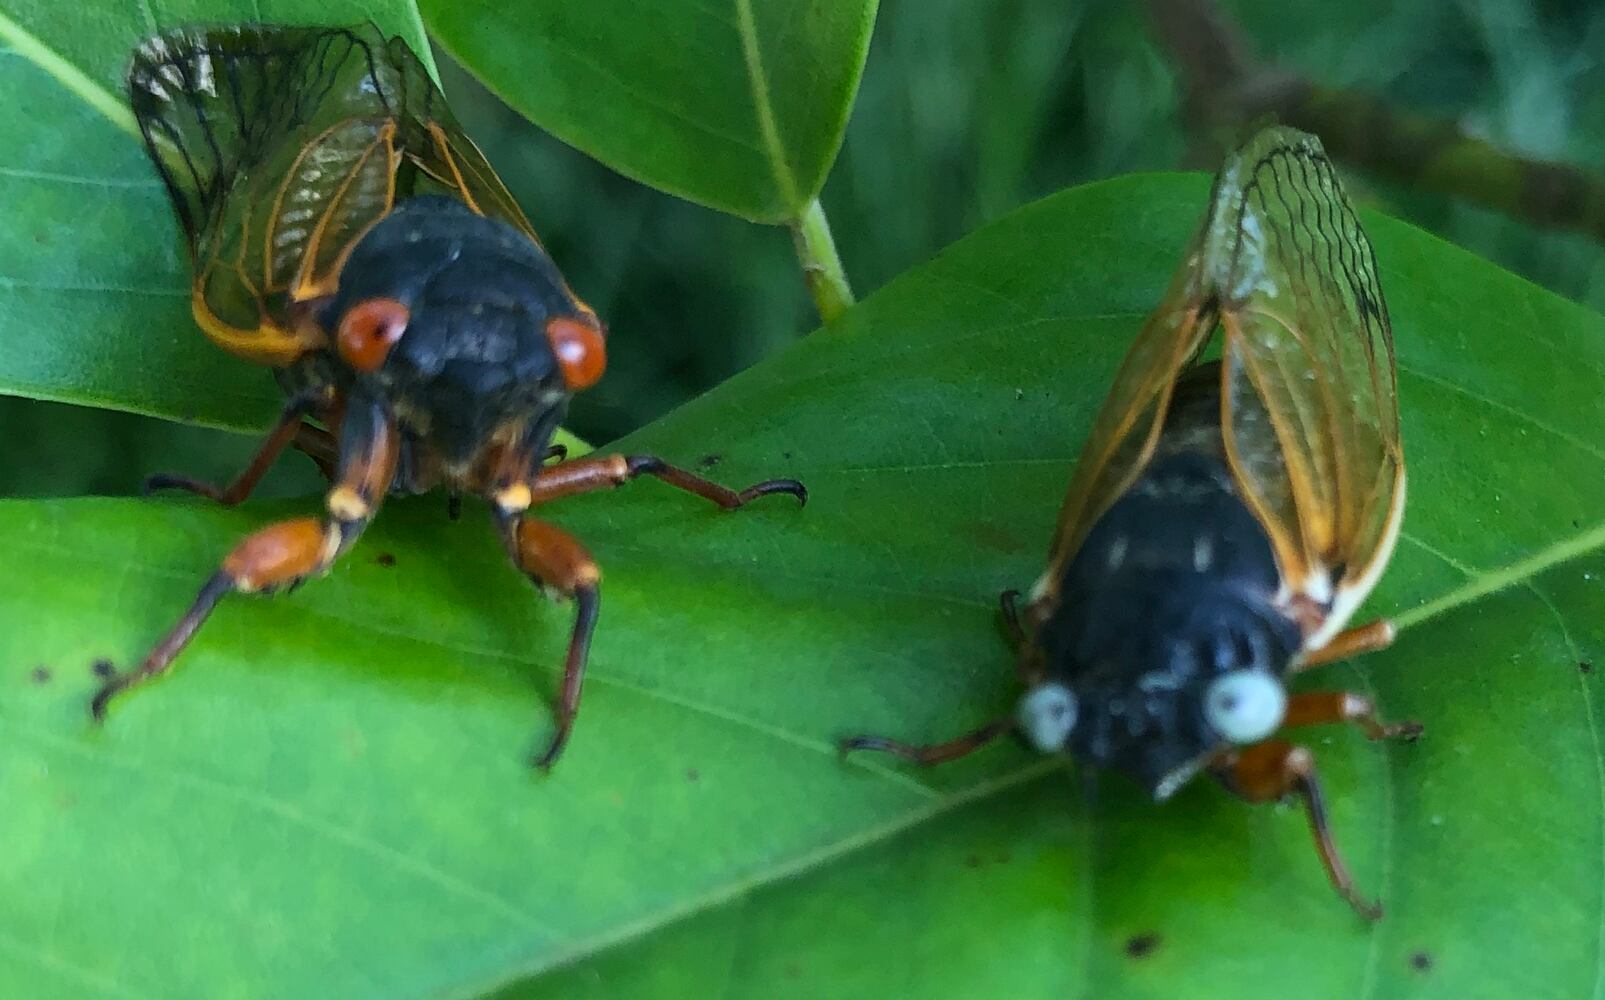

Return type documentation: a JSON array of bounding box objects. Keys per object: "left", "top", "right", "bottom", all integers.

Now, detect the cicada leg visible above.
[
  {"left": 1293, "top": 619, "right": 1396, "bottom": 673},
  {"left": 489, "top": 450, "right": 806, "bottom": 770},
  {"left": 492, "top": 453, "right": 806, "bottom": 512},
  {"left": 498, "top": 514, "right": 601, "bottom": 771},
  {"left": 839, "top": 590, "right": 1036, "bottom": 767},
  {"left": 143, "top": 389, "right": 336, "bottom": 505},
  {"left": 1281, "top": 690, "right": 1422, "bottom": 742},
  {"left": 1213, "top": 739, "right": 1384, "bottom": 921},
  {"left": 143, "top": 417, "right": 304, "bottom": 504},
  {"left": 93, "top": 399, "right": 397, "bottom": 717},
  {"left": 1213, "top": 687, "right": 1419, "bottom": 921}
]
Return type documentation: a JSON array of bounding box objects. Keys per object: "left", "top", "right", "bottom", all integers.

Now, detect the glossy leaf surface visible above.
[
  {"left": 419, "top": 0, "right": 878, "bottom": 223},
  {"left": 0, "top": 1, "right": 425, "bottom": 431}
]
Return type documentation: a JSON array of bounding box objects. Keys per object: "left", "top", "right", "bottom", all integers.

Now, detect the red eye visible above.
[
  {"left": 546, "top": 314, "right": 607, "bottom": 391},
  {"left": 337, "top": 298, "right": 410, "bottom": 372}
]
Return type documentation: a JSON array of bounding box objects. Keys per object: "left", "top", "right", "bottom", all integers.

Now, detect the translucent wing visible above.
[
  {"left": 128, "top": 23, "right": 537, "bottom": 366},
  {"left": 355, "top": 33, "right": 538, "bottom": 244},
  {"left": 1208, "top": 128, "right": 1404, "bottom": 608},
  {"left": 1033, "top": 257, "right": 1216, "bottom": 604}
]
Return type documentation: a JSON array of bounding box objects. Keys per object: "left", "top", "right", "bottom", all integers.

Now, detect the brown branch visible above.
[{"left": 1143, "top": 0, "right": 1605, "bottom": 244}]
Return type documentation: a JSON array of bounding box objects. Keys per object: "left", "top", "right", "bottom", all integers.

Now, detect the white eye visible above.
[
  {"left": 1204, "top": 670, "right": 1286, "bottom": 744},
  {"left": 1017, "top": 683, "right": 1077, "bottom": 753}
]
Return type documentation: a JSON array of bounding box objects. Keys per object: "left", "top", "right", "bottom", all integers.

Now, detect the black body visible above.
[
  {"left": 1035, "top": 363, "right": 1301, "bottom": 796},
  {"left": 299, "top": 196, "right": 578, "bottom": 484}
]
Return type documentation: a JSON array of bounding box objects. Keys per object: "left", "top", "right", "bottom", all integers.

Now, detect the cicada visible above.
[
  {"left": 94, "top": 23, "right": 805, "bottom": 767},
  {"left": 843, "top": 127, "right": 1413, "bottom": 919}
]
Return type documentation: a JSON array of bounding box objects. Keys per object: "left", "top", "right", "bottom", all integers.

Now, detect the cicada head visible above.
[
  {"left": 1021, "top": 581, "right": 1301, "bottom": 801},
  {"left": 1020, "top": 379, "right": 1304, "bottom": 800},
  {"left": 319, "top": 196, "right": 606, "bottom": 468}
]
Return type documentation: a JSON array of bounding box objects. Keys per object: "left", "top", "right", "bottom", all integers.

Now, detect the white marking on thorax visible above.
[
  {"left": 1106, "top": 536, "right": 1128, "bottom": 571},
  {"left": 1302, "top": 472, "right": 1408, "bottom": 652}
]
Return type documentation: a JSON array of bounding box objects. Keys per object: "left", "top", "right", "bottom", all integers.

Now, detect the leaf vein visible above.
[
  {"left": 0, "top": 165, "right": 162, "bottom": 189},
  {"left": 1395, "top": 523, "right": 1605, "bottom": 633},
  {"left": 733, "top": 0, "right": 799, "bottom": 210},
  {"left": 0, "top": 277, "right": 185, "bottom": 298},
  {"left": 444, "top": 761, "right": 1065, "bottom": 999},
  {"left": 1529, "top": 588, "right": 1605, "bottom": 1000},
  {"left": 0, "top": 927, "right": 149, "bottom": 1000},
  {"left": 1398, "top": 362, "right": 1605, "bottom": 464}
]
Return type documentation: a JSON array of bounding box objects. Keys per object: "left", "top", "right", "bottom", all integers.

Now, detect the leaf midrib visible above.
[
  {"left": 465, "top": 516, "right": 1605, "bottom": 987},
  {"left": 0, "top": 11, "right": 136, "bottom": 134},
  {"left": 1, "top": 716, "right": 559, "bottom": 937},
  {"left": 6, "top": 493, "right": 1605, "bottom": 992},
  {"left": 0, "top": 4, "right": 440, "bottom": 144},
  {"left": 445, "top": 759, "right": 1066, "bottom": 1000},
  {"left": 732, "top": 0, "right": 799, "bottom": 213}
]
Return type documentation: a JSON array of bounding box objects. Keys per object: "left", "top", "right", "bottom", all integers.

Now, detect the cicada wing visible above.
[
  {"left": 128, "top": 24, "right": 412, "bottom": 364},
  {"left": 1034, "top": 260, "right": 1215, "bottom": 607},
  {"left": 402, "top": 118, "right": 540, "bottom": 245},
  {"left": 130, "top": 23, "right": 559, "bottom": 367},
  {"left": 1208, "top": 128, "right": 1405, "bottom": 618}
]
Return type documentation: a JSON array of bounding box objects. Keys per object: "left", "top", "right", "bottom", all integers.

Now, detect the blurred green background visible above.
[{"left": 3, "top": 0, "right": 1601, "bottom": 498}]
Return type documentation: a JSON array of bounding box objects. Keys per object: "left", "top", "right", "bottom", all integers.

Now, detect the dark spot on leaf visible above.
[
  {"left": 91, "top": 659, "right": 115, "bottom": 679},
  {"left": 697, "top": 453, "right": 722, "bottom": 469},
  {"left": 964, "top": 854, "right": 982, "bottom": 869},
  {"left": 783, "top": 963, "right": 801, "bottom": 980},
  {"left": 1015, "top": 388, "right": 1024, "bottom": 400},
  {"left": 1581, "top": 660, "right": 1594, "bottom": 675},
  {"left": 1125, "top": 932, "right": 1161, "bottom": 959},
  {"left": 1410, "top": 950, "right": 1433, "bottom": 972},
  {"left": 376, "top": 552, "right": 397, "bottom": 568},
  {"left": 686, "top": 768, "right": 700, "bottom": 782},
  {"left": 31, "top": 666, "right": 51, "bottom": 684},
  {"left": 969, "top": 519, "right": 1022, "bottom": 553},
  {"left": 994, "top": 850, "right": 1011, "bottom": 864},
  {"left": 782, "top": 451, "right": 792, "bottom": 460}
]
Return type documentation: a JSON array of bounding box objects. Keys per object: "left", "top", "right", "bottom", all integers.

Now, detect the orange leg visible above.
[
  {"left": 144, "top": 390, "right": 334, "bottom": 505},
  {"left": 1282, "top": 690, "right": 1422, "bottom": 741},
  {"left": 1214, "top": 740, "right": 1383, "bottom": 921},
  {"left": 1212, "top": 688, "right": 1419, "bottom": 920},
  {"left": 1293, "top": 619, "right": 1396, "bottom": 673},
  {"left": 92, "top": 403, "right": 397, "bottom": 718},
  {"left": 502, "top": 516, "right": 602, "bottom": 770},
  {"left": 839, "top": 716, "right": 1013, "bottom": 766},
  {"left": 492, "top": 453, "right": 806, "bottom": 513},
  {"left": 453, "top": 444, "right": 567, "bottom": 521}
]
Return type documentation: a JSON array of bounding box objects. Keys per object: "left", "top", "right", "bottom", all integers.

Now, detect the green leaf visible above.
[
  {"left": 4, "top": 174, "right": 1604, "bottom": 997},
  {"left": 0, "top": 2, "right": 431, "bottom": 432},
  {"left": 419, "top": 0, "right": 879, "bottom": 224}
]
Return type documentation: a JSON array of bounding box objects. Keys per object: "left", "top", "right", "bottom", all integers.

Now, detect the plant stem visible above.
[
  {"left": 1145, "top": 0, "right": 1605, "bottom": 243},
  {"left": 790, "top": 198, "right": 855, "bottom": 325}
]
